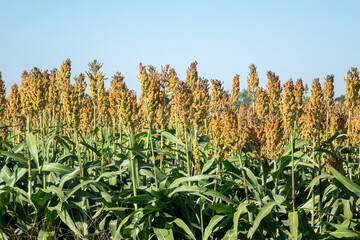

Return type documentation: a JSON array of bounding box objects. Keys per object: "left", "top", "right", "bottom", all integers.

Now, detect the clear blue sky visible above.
[{"left": 1, "top": 0, "right": 359, "bottom": 97}]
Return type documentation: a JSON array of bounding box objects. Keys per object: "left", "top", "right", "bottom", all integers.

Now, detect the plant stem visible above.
[
  {"left": 129, "top": 127, "right": 138, "bottom": 210},
  {"left": 347, "top": 109, "right": 352, "bottom": 180},
  {"left": 291, "top": 127, "right": 296, "bottom": 211}
]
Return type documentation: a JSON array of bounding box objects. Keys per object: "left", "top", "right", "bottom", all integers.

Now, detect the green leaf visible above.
[
  {"left": 8, "top": 167, "right": 27, "bottom": 187},
  {"left": 329, "top": 165, "right": 360, "bottom": 197},
  {"left": 64, "top": 180, "right": 96, "bottom": 201},
  {"left": 203, "top": 215, "right": 225, "bottom": 240},
  {"left": 160, "top": 130, "right": 185, "bottom": 146},
  {"left": 211, "top": 203, "right": 236, "bottom": 216},
  {"left": 38, "top": 230, "right": 55, "bottom": 240},
  {"left": 243, "top": 167, "right": 261, "bottom": 195},
  {"left": 58, "top": 205, "right": 83, "bottom": 237},
  {"left": 171, "top": 218, "right": 196, "bottom": 240},
  {"left": 59, "top": 169, "right": 80, "bottom": 190},
  {"left": 289, "top": 211, "right": 298, "bottom": 239},
  {"left": 42, "top": 163, "right": 74, "bottom": 174},
  {"left": 168, "top": 175, "right": 216, "bottom": 189},
  {"left": 234, "top": 202, "right": 247, "bottom": 239},
  {"left": 248, "top": 202, "right": 278, "bottom": 239},
  {"left": 341, "top": 199, "right": 353, "bottom": 220},
  {"left": 223, "top": 229, "right": 236, "bottom": 240},
  {"left": 0, "top": 150, "right": 28, "bottom": 166},
  {"left": 203, "top": 190, "right": 236, "bottom": 206},
  {"left": 329, "top": 228, "right": 360, "bottom": 238},
  {"left": 273, "top": 156, "right": 291, "bottom": 179},
  {"left": 153, "top": 228, "right": 174, "bottom": 240},
  {"left": 27, "top": 132, "right": 40, "bottom": 170}
]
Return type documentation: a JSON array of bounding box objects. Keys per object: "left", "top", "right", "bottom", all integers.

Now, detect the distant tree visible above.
[
  {"left": 238, "top": 88, "right": 251, "bottom": 106},
  {"left": 335, "top": 94, "right": 345, "bottom": 103}
]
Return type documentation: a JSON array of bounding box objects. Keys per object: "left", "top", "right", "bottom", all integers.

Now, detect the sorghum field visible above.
[{"left": 1, "top": 59, "right": 360, "bottom": 239}]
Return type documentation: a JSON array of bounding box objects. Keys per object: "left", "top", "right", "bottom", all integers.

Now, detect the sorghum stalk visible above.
[
  {"left": 345, "top": 67, "right": 360, "bottom": 179},
  {"left": 128, "top": 127, "right": 138, "bottom": 210}
]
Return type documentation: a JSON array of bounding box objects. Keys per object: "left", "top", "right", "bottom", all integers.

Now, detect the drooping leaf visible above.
[
  {"left": 203, "top": 215, "right": 225, "bottom": 240},
  {"left": 248, "top": 202, "right": 278, "bottom": 239}
]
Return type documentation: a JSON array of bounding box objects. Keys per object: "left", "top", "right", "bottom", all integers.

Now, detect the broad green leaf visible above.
[
  {"left": 8, "top": 167, "right": 27, "bottom": 187},
  {"left": 234, "top": 202, "right": 248, "bottom": 239},
  {"left": 248, "top": 202, "right": 278, "bottom": 239},
  {"left": 203, "top": 190, "right": 236, "bottom": 206},
  {"left": 169, "top": 175, "right": 216, "bottom": 189},
  {"left": 243, "top": 167, "right": 261, "bottom": 195},
  {"left": 289, "top": 211, "right": 299, "bottom": 240},
  {"left": 153, "top": 228, "right": 174, "bottom": 240},
  {"left": 160, "top": 130, "right": 185, "bottom": 146},
  {"left": 27, "top": 133, "right": 40, "bottom": 170},
  {"left": 202, "top": 159, "right": 215, "bottom": 174},
  {"left": 203, "top": 215, "right": 225, "bottom": 240},
  {"left": 223, "top": 229, "right": 236, "bottom": 240},
  {"left": 211, "top": 203, "right": 236, "bottom": 215},
  {"left": 171, "top": 218, "right": 196, "bottom": 240},
  {"left": 0, "top": 150, "right": 28, "bottom": 166},
  {"left": 64, "top": 180, "right": 96, "bottom": 201},
  {"left": 42, "top": 163, "right": 74, "bottom": 174},
  {"left": 341, "top": 199, "right": 353, "bottom": 220},
  {"left": 329, "top": 228, "right": 360, "bottom": 238},
  {"left": 59, "top": 169, "right": 80, "bottom": 189},
  {"left": 38, "top": 230, "right": 55, "bottom": 240},
  {"left": 58, "top": 205, "right": 83, "bottom": 237},
  {"left": 329, "top": 165, "right": 360, "bottom": 197}
]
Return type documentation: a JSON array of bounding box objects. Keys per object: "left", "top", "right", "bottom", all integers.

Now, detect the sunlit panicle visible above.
[
  {"left": 109, "top": 72, "right": 125, "bottom": 131},
  {"left": 209, "top": 119, "right": 224, "bottom": 160},
  {"left": 185, "top": 61, "right": 198, "bottom": 93},
  {"left": 220, "top": 107, "right": 237, "bottom": 155},
  {"left": 230, "top": 74, "right": 240, "bottom": 107},
  {"left": 173, "top": 81, "right": 193, "bottom": 129},
  {"left": 351, "top": 105, "right": 360, "bottom": 146},
  {"left": 192, "top": 78, "right": 210, "bottom": 133},
  {"left": 344, "top": 67, "right": 360, "bottom": 112},
  {"left": 62, "top": 74, "right": 87, "bottom": 129},
  {"left": 323, "top": 74, "right": 335, "bottom": 107},
  {"left": 20, "top": 68, "right": 47, "bottom": 118},
  {"left": 210, "top": 79, "right": 229, "bottom": 119},
  {"left": 0, "top": 73, "right": 6, "bottom": 121},
  {"left": 234, "top": 105, "right": 248, "bottom": 153},
  {"left": 280, "top": 78, "right": 296, "bottom": 135},
  {"left": 57, "top": 59, "right": 71, "bottom": 86},
  {"left": 4, "top": 84, "right": 22, "bottom": 129},
  {"left": 294, "top": 78, "right": 304, "bottom": 115},
  {"left": 86, "top": 60, "right": 104, "bottom": 104},
  {"left": 309, "top": 78, "right": 326, "bottom": 132},
  {"left": 255, "top": 87, "right": 269, "bottom": 123},
  {"left": 246, "top": 64, "right": 259, "bottom": 105},
  {"left": 166, "top": 68, "right": 180, "bottom": 101},
  {"left": 265, "top": 114, "right": 284, "bottom": 160},
  {"left": 246, "top": 112, "right": 266, "bottom": 158},
  {"left": 79, "top": 95, "right": 94, "bottom": 134},
  {"left": 299, "top": 102, "right": 317, "bottom": 145},
  {"left": 266, "top": 71, "right": 281, "bottom": 114},
  {"left": 329, "top": 102, "right": 347, "bottom": 144}
]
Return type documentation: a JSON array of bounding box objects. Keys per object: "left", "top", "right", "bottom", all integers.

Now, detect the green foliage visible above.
[{"left": 0, "top": 125, "right": 360, "bottom": 239}]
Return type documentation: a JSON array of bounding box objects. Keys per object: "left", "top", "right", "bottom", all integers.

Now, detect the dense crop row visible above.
[{"left": 0, "top": 60, "right": 360, "bottom": 239}]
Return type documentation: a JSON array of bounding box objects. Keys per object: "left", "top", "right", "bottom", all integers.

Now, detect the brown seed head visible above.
[
  {"left": 281, "top": 78, "right": 296, "bottom": 134},
  {"left": 255, "top": 87, "right": 270, "bottom": 123},
  {"left": 266, "top": 71, "right": 281, "bottom": 113},
  {"left": 345, "top": 67, "right": 360, "bottom": 111},
  {"left": 231, "top": 74, "right": 240, "bottom": 106},
  {"left": 185, "top": 61, "right": 198, "bottom": 93},
  {"left": 246, "top": 64, "right": 259, "bottom": 99},
  {"left": 323, "top": 74, "right": 335, "bottom": 107}
]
